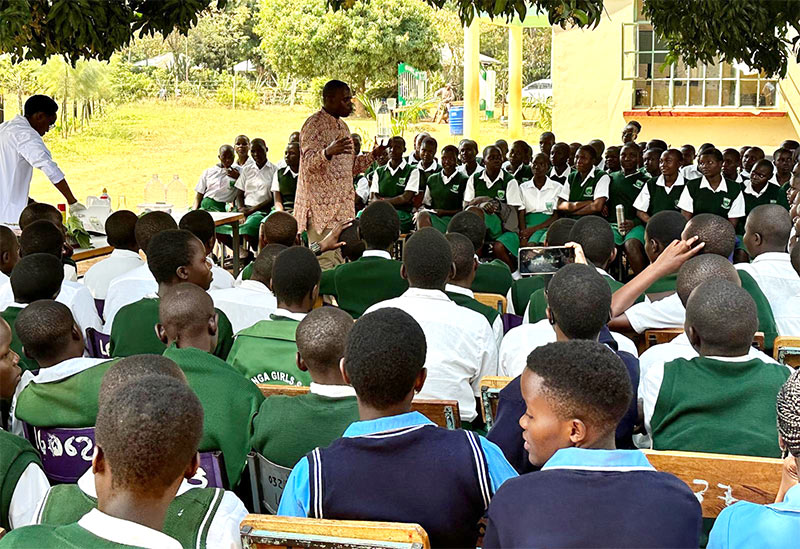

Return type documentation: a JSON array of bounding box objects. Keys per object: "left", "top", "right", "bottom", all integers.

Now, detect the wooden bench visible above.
[
  {"left": 473, "top": 293, "right": 507, "bottom": 315},
  {"left": 479, "top": 376, "right": 513, "bottom": 429},
  {"left": 643, "top": 329, "right": 765, "bottom": 351},
  {"left": 256, "top": 384, "right": 461, "bottom": 429},
  {"left": 642, "top": 449, "right": 783, "bottom": 518},
  {"left": 240, "top": 515, "right": 430, "bottom": 549},
  {"left": 773, "top": 336, "right": 800, "bottom": 369}
]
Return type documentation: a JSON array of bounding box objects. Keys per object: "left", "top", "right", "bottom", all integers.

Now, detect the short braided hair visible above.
[{"left": 777, "top": 370, "right": 800, "bottom": 456}]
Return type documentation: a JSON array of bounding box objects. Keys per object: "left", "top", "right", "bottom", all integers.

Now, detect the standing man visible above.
[
  {"left": 0, "top": 95, "right": 84, "bottom": 225},
  {"left": 294, "top": 80, "right": 386, "bottom": 269}
]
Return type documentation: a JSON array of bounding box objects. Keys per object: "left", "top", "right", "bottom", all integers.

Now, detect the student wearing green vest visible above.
[
  {"left": 608, "top": 143, "right": 650, "bottom": 274},
  {"left": 464, "top": 145, "right": 524, "bottom": 270},
  {"left": 157, "top": 283, "right": 264, "bottom": 487},
  {"left": 458, "top": 139, "right": 483, "bottom": 179},
  {"left": 0, "top": 225, "right": 19, "bottom": 293},
  {"left": 227, "top": 246, "right": 320, "bottom": 386},
  {"left": 3, "top": 253, "right": 63, "bottom": 371},
  {"left": 31, "top": 355, "right": 248, "bottom": 547},
  {"left": 518, "top": 153, "right": 564, "bottom": 246},
  {"left": 556, "top": 145, "right": 610, "bottom": 222},
  {"left": 12, "top": 301, "right": 117, "bottom": 436},
  {"left": 417, "top": 145, "right": 468, "bottom": 233},
  {"left": 447, "top": 210, "right": 514, "bottom": 296},
  {"left": 252, "top": 307, "right": 359, "bottom": 469},
  {"left": 193, "top": 144, "right": 241, "bottom": 213},
  {"left": 0, "top": 430, "right": 48, "bottom": 532},
  {"left": 677, "top": 148, "right": 745, "bottom": 229},
  {"left": 633, "top": 149, "right": 685, "bottom": 222},
  {"left": 109, "top": 230, "right": 234, "bottom": 359},
  {"left": 647, "top": 279, "right": 790, "bottom": 458},
  {"left": 1, "top": 376, "right": 213, "bottom": 547},
  {"left": 369, "top": 136, "right": 420, "bottom": 233},
  {"left": 744, "top": 159, "right": 791, "bottom": 218},
  {"left": 272, "top": 141, "right": 300, "bottom": 214},
  {"left": 412, "top": 136, "right": 441, "bottom": 202},
  {"left": 548, "top": 142, "right": 572, "bottom": 185},
  {"left": 328, "top": 201, "right": 408, "bottom": 318},
  {"left": 504, "top": 140, "right": 533, "bottom": 183}
]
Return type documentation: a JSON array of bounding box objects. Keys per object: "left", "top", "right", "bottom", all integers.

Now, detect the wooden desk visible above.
[{"left": 72, "top": 236, "right": 112, "bottom": 262}]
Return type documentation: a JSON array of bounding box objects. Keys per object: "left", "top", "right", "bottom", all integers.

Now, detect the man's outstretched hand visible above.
[{"left": 319, "top": 219, "right": 355, "bottom": 253}]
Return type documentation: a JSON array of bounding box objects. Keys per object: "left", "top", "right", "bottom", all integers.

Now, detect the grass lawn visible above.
[{"left": 29, "top": 101, "right": 546, "bottom": 208}]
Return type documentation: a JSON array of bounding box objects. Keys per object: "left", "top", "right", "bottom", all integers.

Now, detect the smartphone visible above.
[{"left": 519, "top": 246, "right": 575, "bottom": 276}]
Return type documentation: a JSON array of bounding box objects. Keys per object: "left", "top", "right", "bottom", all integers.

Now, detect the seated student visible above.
[
  {"left": 772, "top": 146, "right": 794, "bottom": 187},
  {"left": 680, "top": 143, "right": 696, "bottom": 170},
  {"left": 641, "top": 146, "right": 664, "bottom": 179},
  {"left": 588, "top": 139, "right": 606, "bottom": 169},
  {"left": 3, "top": 254, "right": 64, "bottom": 371},
  {"left": 406, "top": 132, "right": 429, "bottom": 166},
  {"left": 412, "top": 136, "right": 441, "bottom": 198},
  {"left": 369, "top": 136, "right": 420, "bottom": 233},
  {"left": 1, "top": 376, "right": 208, "bottom": 548},
  {"left": 739, "top": 205, "right": 800, "bottom": 336},
  {"left": 0, "top": 220, "right": 102, "bottom": 339},
  {"left": 567, "top": 141, "right": 581, "bottom": 168},
  {"left": 464, "top": 145, "right": 524, "bottom": 270},
  {"left": 326, "top": 201, "right": 408, "bottom": 318},
  {"left": 678, "top": 147, "right": 745, "bottom": 229},
  {"left": 252, "top": 307, "right": 359, "bottom": 469},
  {"left": 483, "top": 340, "right": 701, "bottom": 549},
  {"left": 458, "top": 139, "right": 483, "bottom": 178},
  {"left": 708, "top": 370, "right": 800, "bottom": 549},
  {"left": 82, "top": 211, "right": 143, "bottom": 302},
  {"left": 193, "top": 144, "right": 241, "bottom": 212},
  {"left": 227, "top": 247, "right": 320, "bottom": 386},
  {"left": 744, "top": 159, "right": 791, "bottom": 217},
  {"left": 157, "top": 283, "right": 264, "bottom": 487},
  {"left": 103, "top": 211, "right": 177, "bottom": 330},
  {"left": 495, "top": 138, "right": 510, "bottom": 161},
  {"left": 109, "top": 230, "right": 234, "bottom": 359},
  {"left": 634, "top": 148, "right": 685, "bottom": 224},
  {"left": 493, "top": 265, "right": 640, "bottom": 472},
  {"left": 722, "top": 147, "right": 744, "bottom": 184},
  {"left": 548, "top": 142, "right": 571, "bottom": 185},
  {"left": 17, "top": 202, "right": 77, "bottom": 283},
  {"left": 640, "top": 210, "right": 688, "bottom": 294},
  {"left": 607, "top": 142, "right": 651, "bottom": 273},
  {"left": 603, "top": 145, "right": 621, "bottom": 175},
  {"left": 646, "top": 279, "right": 790, "bottom": 457},
  {"left": 178, "top": 209, "right": 235, "bottom": 290},
  {"left": 538, "top": 131, "right": 555, "bottom": 156},
  {"left": 31, "top": 355, "right": 248, "bottom": 548},
  {"left": 236, "top": 209, "right": 300, "bottom": 283},
  {"left": 277, "top": 307, "right": 517, "bottom": 547},
  {"left": 556, "top": 144, "right": 610, "bottom": 221},
  {"left": 0, "top": 225, "right": 20, "bottom": 290},
  {"left": 365, "top": 228, "right": 498, "bottom": 427},
  {"left": 504, "top": 140, "right": 533, "bottom": 182},
  {"left": 445, "top": 233, "right": 504, "bottom": 347},
  {"left": 518, "top": 152, "right": 562, "bottom": 246},
  {"left": 11, "top": 301, "right": 113, "bottom": 435},
  {"left": 447, "top": 210, "right": 514, "bottom": 296},
  {"left": 417, "top": 145, "right": 468, "bottom": 233},
  {"left": 507, "top": 218, "right": 575, "bottom": 315},
  {"left": 210, "top": 244, "right": 282, "bottom": 334},
  {"left": 741, "top": 145, "right": 765, "bottom": 181},
  {"left": 232, "top": 138, "right": 277, "bottom": 250},
  {"left": 272, "top": 141, "right": 300, "bottom": 214}
]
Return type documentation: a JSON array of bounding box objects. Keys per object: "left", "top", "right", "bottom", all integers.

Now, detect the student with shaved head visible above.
[{"left": 0, "top": 225, "right": 20, "bottom": 289}]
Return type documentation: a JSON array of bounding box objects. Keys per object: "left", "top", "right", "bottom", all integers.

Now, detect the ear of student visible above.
[{"left": 183, "top": 453, "right": 200, "bottom": 481}]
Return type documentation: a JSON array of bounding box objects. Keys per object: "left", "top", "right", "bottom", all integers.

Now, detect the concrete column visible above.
[
  {"left": 463, "top": 20, "right": 481, "bottom": 141},
  {"left": 508, "top": 24, "right": 524, "bottom": 140}
]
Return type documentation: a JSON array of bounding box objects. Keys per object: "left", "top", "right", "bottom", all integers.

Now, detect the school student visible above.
[
  {"left": 504, "top": 140, "right": 533, "bottom": 182},
  {"left": 109, "top": 230, "right": 234, "bottom": 359},
  {"left": 417, "top": 145, "right": 468, "bottom": 233},
  {"left": 17, "top": 202, "right": 76, "bottom": 282},
  {"left": 458, "top": 139, "right": 483, "bottom": 178},
  {"left": 157, "top": 283, "right": 264, "bottom": 488},
  {"left": 483, "top": 340, "right": 701, "bottom": 548},
  {"left": 556, "top": 145, "right": 609, "bottom": 220},
  {"left": 678, "top": 147, "right": 745, "bottom": 228},
  {"left": 406, "top": 132, "right": 429, "bottom": 166},
  {"left": 370, "top": 136, "right": 420, "bottom": 233},
  {"left": 608, "top": 142, "right": 650, "bottom": 272},
  {"left": 548, "top": 142, "right": 571, "bottom": 184},
  {"left": 252, "top": 307, "right": 359, "bottom": 469},
  {"left": 772, "top": 147, "right": 793, "bottom": 187},
  {"left": 444, "top": 210, "right": 512, "bottom": 296},
  {"left": 365, "top": 228, "right": 498, "bottom": 427},
  {"left": 227, "top": 246, "right": 320, "bottom": 386},
  {"left": 179, "top": 209, "right": 235, "bottom": 290},
  {"left": 277, "top": 307, "right": 517, "bottom": 547},
  {"left": 272, "top": 141, "right": 300, "bottom": 213},
  {"left": 82, "top": 210, "right": 143, "bottom": 302},
  {"left": 194, "top": 144, "right": 241, "bottom": 212},
  {"left": 209, "top": 244, "right": 281, "bottom": 334},
  {"left": 641, "top": 146, "right": 664, "bottom": 179},
  {"left": 740, "top": 145, "right": 765, "bottom": 181},
  {"left": 0, "top": 225, "right": 20, "bottom": 290},
  {"left": 230, "top": 138, "right": 277, "bottom": 250},
  {"left": 646, "top": 279, "right": 790, "bottom": 457},
  {"left": 517, "top": 153, "right": 562, "bottom": 246},
  {"left": 744, "top": 159, "right": 791, "bottom": 216},
  {"left": 633, "top": 148, "right": 685, "bottom": 223},
  {"left": 412, "top": 136, "right": 441, "bottom": 200}
]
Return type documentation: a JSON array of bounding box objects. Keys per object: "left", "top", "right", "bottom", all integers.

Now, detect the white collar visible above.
[
  {"left": 27, "top": 356, "right": 107, "bottom": 385},
  {"left": 699, "top": 176, "right": 728, "bottom": 193},
  {"left": 235, "top": 156, "right": 256, "bottom": 169},
  {"left": 751, "top": 251, "right": 791, "bottom": 263},
  {"left": 480, "top": 170, "right": 508, "bottom": 188},
  {"left": 77, "top": 468, "right": 199, "bottom": 499},
  {"left": 595, "top": 266, "right": 612, "bottom": 278},
  {"left": 310, "top": 383, "right": 357, "bottom": 398},
  {"left": 387, "top": 160, "right": 408, "bottom": 175},
  {"left": 282, "top": 164, "right": 298, "bottom": 178},
  {"left": 458, "top": 164, "right": 483, "bottom": 177},
  {"left": 441, "top": 170, "right": 459, "bottom": 184},
  {"left": 238, "top": 279, "right": 272, "bottom": 294},
  {"left": 703, "top": 354, "right": 755, "bottom": 363},
  {"left": 7, "top": 302, "right": 27, "bottom": 310},
  {"left": 109, "top": 249, "right": 142, "bottom": 260},
  {"left": 418, "top": 159, "right": 439, "bottom": 173},
  {"left": 445, "top": 283, "right": 474, "bottom": 298},
  {"left": 550, "top": 165, "right": 570, "bottom": 179},
  {"left": 362, "top": 250, "right": 391, "bottom": 259},
  {"left": 402, "top": 287, "right": 452, "bottom": 301},
  {"left": 655, "top": 172, "right": 685, "bottom": 188},
  {"left": 744, "top": 181, "right": 770, "bottom": 197},
  {"left": 273, "top": 308, "right": 307, "bottom": 321},
  {"left": 520, "top": 177, "right": 559, "bottom": 191},
  {"left": 77, "top": 508, "right": 182, "bottom": 549}
]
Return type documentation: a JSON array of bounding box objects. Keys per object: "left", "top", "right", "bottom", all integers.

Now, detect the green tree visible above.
[
  {"left": 0, "top": 57, "right": 40, "bottom": 119},
  {"left": 188, "top": 2, "right": 258, "bottom": 73}
]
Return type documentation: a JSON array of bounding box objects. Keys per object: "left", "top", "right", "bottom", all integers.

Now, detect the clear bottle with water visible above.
[
  {"left": 144, "top": 175, "right": 165, "bottom": 204},
  {"left": 166, "top": 174, "right": 187, "bottom": 211},
  {"left": 376, "top": 99, "right": 391, "bottom": 146}
]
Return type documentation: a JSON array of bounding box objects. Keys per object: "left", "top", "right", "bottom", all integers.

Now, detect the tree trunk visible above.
[{"left": 0, "top": 93, "right": 4, "bottom": 123}]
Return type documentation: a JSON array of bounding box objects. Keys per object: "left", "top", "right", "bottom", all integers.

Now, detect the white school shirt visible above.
[
  {"left": 103, "top": 263, "right": 156, "bottom": 332},
  {"left": 677, "top": 175, "right": 746, "bottom": 218},
  {"left": 680, "top": 164, "right": 702, "bottom": 180},
  {"left": 624, "top": 292, "right": 684, "bottom": 334},
  {"left": 63, "top": 263, "right": 77, "bottom": 283},
  {"left": 743, "top": 179, "right": 779, "bottom": 201},
  {"left": 0, "top": 270, "right": 8, "bottom": 290},
  {"left": 195, "top": 165, "right": 239, "bottom": 203},
  {"left": 209, "top": 279, "right": 277, "bottom": 334},
  {"left": 365, "top": 288, "right": 498, "bottom": 422},
  {"left": 632, "top": 172, "right": 686, "bottom": 213},
  {"left": 549, "top": 165, "right": 571, "bottom": 182},
  {"left": 464, "top": 170, "right": 524, "bottom": 207},
  {"left": 8, "top": 462, "right": 49, "bottom": 529},
  {"left": 211, "top": 263, "right": 235, "bottom": 290},
  {"left": 270, "top": 164, "right": 298, "bottom": 194},
  {"left": 82, "top": 249, "right": 144, "bottom": 300},
  {"left": 457, "top": 163, "right": 484, "bottom": 178},
  {"left": 355, "top": 174, "right": 370, "bottom": 203},
  {"left": 236, "top": 157, "right": 277, "bottom": 207},
  {"left": 416, "top": 159, "right": 439, "bottom": 176},
  {"left": 736, "top": 252, "right": 800, "bottom": 336},
  {"left": 445, "top": 283, "right": 503, "bottom": 348},
  {"left": 557, "top": 166, "right": 611, "bottom": 201},
  {"left": 77, "top": 509, "right": 183, "bottom": 549},
  {"left": 518, "top": 178, "right": 563, "bottom": 214},
  {"left": 369, "top": 160, "right": 421, "bottom": 195},
  {"left": 0, "top": 115, "right": 66, "bottom": 225}
]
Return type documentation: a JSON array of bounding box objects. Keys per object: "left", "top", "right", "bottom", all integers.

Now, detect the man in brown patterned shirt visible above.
[{"left": 295, "top": 80, "right": 386, "bottom": 269}]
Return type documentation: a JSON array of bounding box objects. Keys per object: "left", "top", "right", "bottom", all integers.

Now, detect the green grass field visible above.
[{"left": 28, "top": 101, "right": 546, "bottom": 208}]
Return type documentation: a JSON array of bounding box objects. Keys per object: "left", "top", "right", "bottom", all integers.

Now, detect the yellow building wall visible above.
[{"left": 551, "top": 0, "right": 800, "bottom": 151}]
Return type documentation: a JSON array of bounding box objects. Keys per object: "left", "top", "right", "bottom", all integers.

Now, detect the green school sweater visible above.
[
  {"left": 0, "top": 522, "right": 131, "bottom": 548},
  {"left": 641, "top": 177, "right": 683, "bottom": 215},
  {"left": 472, "top": 170, "right": 516, "bottom": 201},
  {"left": 319, "top": 267, "right": 337, "bottom": 296},
  {"left": 163, "top": 345, "right": 264, "bottom": 487},
  {"left": 743, "top": 184, "right": 791, "bottom": 216},
  {"left": 374, "top": 163, "right": 417, "bottom": 212},
  {"left": 415, "top": 163, "right": 442, "bottom": 194},
  {"left": 275, "top": 168, "right": 298, "bottom": 211},
  {"left": 14, "top": 359, "right": 118, "bottom": 428},
  {"left": 527, "top": 274, "right": 627, "bottom": 323},
  {"left": 1, "top": 306, "right": 36, "bottom": 372},
  {"left": 644, "top": 273, "right": 677, "bottom": 296},
  {"left": 251, "top": 392, "right": 359, "bottom": 468},
  {"left": 226, "top": 315, "right": 311, "bottom": 386},
  {"left": 472, "top": 260, "right": 514, "bottom": 296},
  {"left": 683, "top": 176, "right": 742, "bottom": 218},
  {"left": 607, "top": 170, "right": 649, "bottom": 223},
  {"left": 37, "top": 483, "right": 226, "bottom": 549},
  {"left": 109, "top": 297, "right": 234, "bottom": 360},
  {"left": 651, "top": 356, "right": 789, "bottom": 458},
  {"left": 426, "top": 171, "right": 468, "bottom": 211},
  {"left": 738, "top": 270, "right": 778, "bottom": 352},
  {"left": 0, "top": 430, "right": 43, "bottom": 531},
  {"left": 333, "top": 256, "right": 408, "bottom": 318},
  {"left": 446, "top": 290, "right": 500, "bottom": 328},
  {"left": 509, "top": 276, "right": 547, "bottom": 315}
]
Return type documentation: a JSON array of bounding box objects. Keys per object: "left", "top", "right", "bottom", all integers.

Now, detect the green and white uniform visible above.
[
  {"left": 548, "top": 165, "right": 571, "bottom": 185},
  {"left": 0, "top": 430, "right": 49, "bottom": 531},
  {"left": 677, "top": 176, "right": 745, "bottom": 219},
  {"left": 743, "top": 181, "right": 791, "bottom": 216},
  {"left": 370, "top": 161, "right": 420, "bottom": 232},
  {"left": 607, "top": 169, "right": 649, "bottom": 245},
  {"left": 518, "top": 178, "right": 563, "bottom": 244},
  {"left": 196, "top": 165, "right": 238, "bottom": 212},
  {"left": 331, "top": 251, "right": 408, "bottom": 318},
  {"left": 271, "top": 165, "right": 299, "bottom": 213},
  {"left": 422, "top": 170, "right": 468, "bottom": 233},
  {"left": 633, "top": 173, "right": 686, "bottom": 217},
  {"left": 414, "top": 159, "right": 441, "bottom": 195},
  {"left": 1, "top": 304, "right": 36, "bottom": 371},
  {"left": 558, "top": 166, "right": 611, "bottom": 220},
  {"left": 472, "top": 259, "right": 514, "bottom": 296},
  {"left": 224, "top": 157, "right": 277, "bottom": 237},
  {"left": 445, "top": 284, "right": 503, "bottom": 348},
  {"left": 504, "top": 163, "right": 533, "bottom": 183},
  {"left": 465, "top": 170, "right": 524, "bottom": 256}
]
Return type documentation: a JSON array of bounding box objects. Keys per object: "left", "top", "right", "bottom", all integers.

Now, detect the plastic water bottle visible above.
[
  {"left": 144, "top": 175, "right": 165, "bottom": 204},
  {"left": 376, "top": 99, "right": 391, "bottom": 146},
  {"left": 616, "top": 204, "right": 626, "bottom": 234},
  {"left": 166, "top": 175, "right": 187, "bottom": 211}
]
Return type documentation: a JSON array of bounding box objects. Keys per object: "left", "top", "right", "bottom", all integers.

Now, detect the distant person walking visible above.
[
  {"left": 0, "top": 95, "right": 84, "bottom": 225},
  {"left": 294, "top": 80, "right": 386, "bottom": 269}
]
